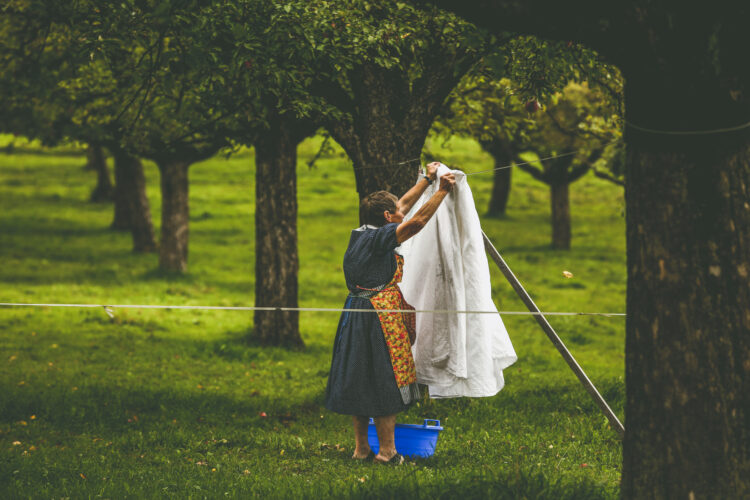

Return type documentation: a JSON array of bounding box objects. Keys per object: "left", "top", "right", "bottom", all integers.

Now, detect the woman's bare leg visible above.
[
  {"left": 373, "top": 415, "right": 398, "bottom": 462},
  {"left": 352, "top": 416, "right": 371, "bottom": 459}
]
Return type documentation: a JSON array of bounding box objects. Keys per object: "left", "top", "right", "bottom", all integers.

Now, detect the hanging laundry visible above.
[{"left": 399, "top": 164, "right": 517, "bottom": 398}]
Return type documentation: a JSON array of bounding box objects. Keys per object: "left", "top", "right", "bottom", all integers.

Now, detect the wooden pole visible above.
[{"left": 482, "top": 231, "right": 625, "bottom": 439}]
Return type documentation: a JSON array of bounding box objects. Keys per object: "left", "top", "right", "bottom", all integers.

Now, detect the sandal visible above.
[{"left": 374, "top": 452, "right": 405, "bottom": 465}]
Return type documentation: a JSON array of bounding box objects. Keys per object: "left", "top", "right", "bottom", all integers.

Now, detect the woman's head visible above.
[{"left": 360, "top": 191, "right": 401, "bottom": 227}]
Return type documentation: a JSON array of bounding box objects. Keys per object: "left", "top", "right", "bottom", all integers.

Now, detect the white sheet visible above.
[{"left": 399, "top": 164, "right": 517, "bottom": 398}]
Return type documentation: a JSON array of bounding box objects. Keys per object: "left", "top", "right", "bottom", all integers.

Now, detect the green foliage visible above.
[{"left": 0, "top": 135, "right": 625, "bottom": 497}]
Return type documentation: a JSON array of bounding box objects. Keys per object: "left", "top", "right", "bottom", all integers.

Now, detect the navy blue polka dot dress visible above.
[{"left": 324, "top": 223, "right": 417, "bottom": 416}]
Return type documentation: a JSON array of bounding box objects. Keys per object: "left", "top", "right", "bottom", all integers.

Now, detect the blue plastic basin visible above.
[{"left": 367, "top": 418, "right": 444, "bottom": 458}]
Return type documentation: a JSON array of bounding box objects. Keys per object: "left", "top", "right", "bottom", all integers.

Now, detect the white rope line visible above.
[
  {"left": 352, "top": 157, "right": 422, "bottom": 172},
  {"left": 0, "top": 302, "right": 625, "bottom": 317},
  {"left": 624, "top": 118, "right": 750, "bottom": 136},
  {"left": 464, "top": 139, "right": 622, "bottom": 176}
]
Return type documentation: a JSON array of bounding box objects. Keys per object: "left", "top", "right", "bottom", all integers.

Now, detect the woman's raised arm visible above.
[
  {"left": 395, "top": 173, "right": 455, "bottom": 243},
  {"left": 396, "top": 162, "right": 440, "bottom": 215}
]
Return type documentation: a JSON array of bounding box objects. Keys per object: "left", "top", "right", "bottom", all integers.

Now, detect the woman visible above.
[{"left": 325, "top": 162, "right": 456, "bottom": 464}]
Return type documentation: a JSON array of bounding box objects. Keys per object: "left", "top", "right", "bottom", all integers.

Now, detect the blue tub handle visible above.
[{"left": 423, "top": 419, "right": 440, "bottom": 427}]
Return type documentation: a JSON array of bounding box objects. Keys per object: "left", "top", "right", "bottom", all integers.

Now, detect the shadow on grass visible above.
[
  {"left": 333, "top": 467, "right": 617, "bottom": 500},
  {"left": 0, "top": 379, "right": 324, "bottom": 438}
]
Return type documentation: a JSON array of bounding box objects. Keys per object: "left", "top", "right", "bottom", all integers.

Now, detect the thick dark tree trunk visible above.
[
  {"left": 327, "top": 81, "right": 424, "bottom": 203},
  {"left": 87, "top": 144, "right": 113, "bottom": 202},
  {"left": 621, "top": 81, "right": 750, "bottom": 500},
  {"left": 481, "top": 140, "right": 514, "bottom": 216},
  {"left": 550, "top": 182, "right": 570, "bottom": 250},
  {"left": 252, "top": 118, "right": 305, "bottom": 348},
  {"left": 157, "top": 159, "right": 191, "bottom": 273},
  {"left": 428, "top": 2, "right": 750, "bottom": 497},
  {"left": 111, "top": 149, "right": 156, "bottom": 252},
  {"left": 488, "top": 166, "right": 512, "bottom": 217},
  {"left": 322, "top": 60, "right": 479, "bottom": 205}
]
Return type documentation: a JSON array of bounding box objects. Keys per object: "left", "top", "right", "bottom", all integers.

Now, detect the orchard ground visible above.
[{"left": 0, "top": 134, "right": 625, "bottom": 498}]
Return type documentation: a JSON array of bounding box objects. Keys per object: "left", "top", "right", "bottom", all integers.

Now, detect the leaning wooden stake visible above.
[{"left": 482, "top": 231, "right": 625, "bottom": 439}]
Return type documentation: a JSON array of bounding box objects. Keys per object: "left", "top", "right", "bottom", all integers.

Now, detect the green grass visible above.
[{"left": 0, "top": 134, "right": 626, "bottom": 498}]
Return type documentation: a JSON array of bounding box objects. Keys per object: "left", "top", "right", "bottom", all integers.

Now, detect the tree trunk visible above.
[
  {"left": 621, "top": 84, "right": 750, "bottom": 499},
  {"left": 157, "top": 159, "right": 191, "bottom": 273},
  {"left": 324, "top": 62, "right": 475, "bottom": 204},
  {"left": 252, "top": 119, "right": 304, "bottom": 348},
  {"left": 111, "top": 149, "right": 156, "bottom": 252},
  {"left": 487, "top": 166, "right": 512, "bottom": 217},
  {"left": 88, "top": 144, "right": 113, "bottom": 202},
  {"left": 550, "top": 182, "right": 570, "bottom": 250},
  {"left": 481, "top": 140, "right": 514, "bottom": 216}
]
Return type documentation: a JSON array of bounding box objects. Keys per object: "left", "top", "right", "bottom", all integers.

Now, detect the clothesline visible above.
[
  {"left": 0, "top": 302, "right": 625, "bottom": 318},
  {"left": 348, "top": 140, "right": 624, "bottom": 178},
  {"left": 348, "top": 115, "right": 750, "bottom": 177}
]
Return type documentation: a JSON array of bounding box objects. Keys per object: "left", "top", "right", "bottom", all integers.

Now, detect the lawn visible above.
[{"left": 0, "top": 134, "right": 626, "bottom": 498}]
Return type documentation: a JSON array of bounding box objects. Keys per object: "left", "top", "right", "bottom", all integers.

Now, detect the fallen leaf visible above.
[
  {"left": 71, "top": 387, "right": 78, "bottom": 391},
  {"left": 29, "top": 445, "right": 36, "bottom": 451},
  {"left": 359, "top": 477, "right": 366, "bottom": 483},
  {"left": 18, "top": 381, "right": 25, "bottom": 386},
  {"left": 259, "top": 412, "right": 267, "bottom": 418},
  {"left": 243, "top": 469, "right": 250, "bottom": 475},
  {"left": 12, "top": 441, "right": 21, "bottom": 446},
  {"left": 51, "top": 344, "right": 58, "bottom": 349},
  {"left": 562, "top": 270, "right": 574, "bottom": 278},
  {"left": 30, "top": 415, "right": 36, "bottom": 420},
  {"left": 18, "top": 421, "right": 27, "bottom": 426},
  {"left": 8, "top": 355, "right": 16, "bottom": 362},
  {"left": 80, "top": 473, "right": 86, "bottom": 479},
  {"left": 581, "top": 463, "right": 588, "bottom": 468}
]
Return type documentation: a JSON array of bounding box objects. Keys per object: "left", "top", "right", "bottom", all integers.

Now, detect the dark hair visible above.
[{"left": 359, "top": 191, "right": 397, "bottom": 227}]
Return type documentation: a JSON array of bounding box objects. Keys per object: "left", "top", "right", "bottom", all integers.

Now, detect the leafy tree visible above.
[
  {"left": 434, "top": 76, "right": 533, "bottom": 216},
  {"left": 291, "top": 0, "right": 496, "bottom": 201},
  {"left": 432, "top": 1, "right": 750, "bottom": 496},
  {"left": 0, "top": 1, "right": 157, "bottom": 252},
  {"left": 515, "top": 81, "right": 621, "bottom": 249},
  {"left": 435, "top": 37, "right": 623, "bottom": 218}
]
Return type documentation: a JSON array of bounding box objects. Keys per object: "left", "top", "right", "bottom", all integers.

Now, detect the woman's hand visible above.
[
  {"left": 439, "top": 172, "right": 456, "bottom": 192},
  {"left": 426, "top": 161, "right": 440, "bottom": 181}
]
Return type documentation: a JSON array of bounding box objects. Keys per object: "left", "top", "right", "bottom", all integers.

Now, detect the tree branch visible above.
[
  {"left": 515, "top": 157, "right": 549, "bottom": 183},
  {"left": 425, "top": 0, "right": 633, "bottom": 67},
  {"left": 593, "top": 167, "right": 624, "bottom": 186}
]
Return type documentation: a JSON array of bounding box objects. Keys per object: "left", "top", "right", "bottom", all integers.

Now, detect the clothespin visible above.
[{"left": 103, "top": 306, "right": 115, "bottom": 319}]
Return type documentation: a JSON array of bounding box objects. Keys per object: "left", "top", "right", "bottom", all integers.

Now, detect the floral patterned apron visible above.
[{"left": 365, "top": 255, "right": 420, "bottom": 404}]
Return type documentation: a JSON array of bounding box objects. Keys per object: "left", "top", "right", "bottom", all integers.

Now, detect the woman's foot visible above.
[
  {"left": 352, "top": 449, "right": 375, "bottom": 460},
  {"left": 374, "top": 451, "right": 404, "bottom": 465}
]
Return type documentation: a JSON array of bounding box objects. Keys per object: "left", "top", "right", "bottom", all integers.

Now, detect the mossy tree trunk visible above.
[{"left": 252, "top": 114, "right": 314, "bottom": 348}]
